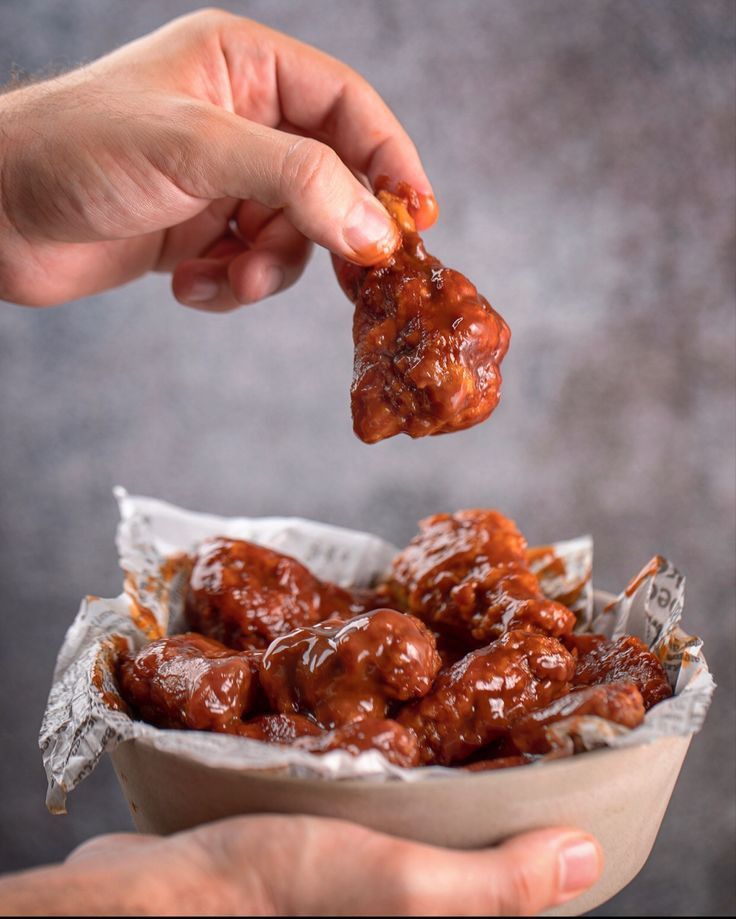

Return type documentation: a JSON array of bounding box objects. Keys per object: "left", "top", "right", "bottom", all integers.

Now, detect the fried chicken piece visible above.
[
  {"left": 295, "top": 718, "right": 420, "bottom": 768},
  {"left": 563, "top": 632, "right": 608, "bottom": 657},
  {"left": 574, "top": 635, "right": 672, "bottom": 709},
  {"left": 389, "top": 510, "right": 576, "bottom": 645},
  {"left": 117, "top": 633, "right": 261, "bottom": 733},
  {"left": 238, "top": 713, "right": 322, "bottom": 743},
  {"left": 510, "top": 681, "right": 645, "bottom": 754},
  {"left": 397, "top": 630, "right": 575, "bottom": 765},
  {"left": 335, "top": 179, "right": 510, "bottom": 444},
  {"left": 239, "top": 713, "right": 418, "bottom": 767},
  {"left": 259, "top": 608, "right": 442, "bottom": 729},
  {"left": 185, "top": 537, "right": 376, "bottom": 651},
  {"left": 462, "top": 755, "right": 535, "bottom": 772}
]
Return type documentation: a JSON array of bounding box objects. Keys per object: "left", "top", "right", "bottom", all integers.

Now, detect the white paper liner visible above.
[{"left": 40, "top": 489, "right": 715, "bottom": 814}]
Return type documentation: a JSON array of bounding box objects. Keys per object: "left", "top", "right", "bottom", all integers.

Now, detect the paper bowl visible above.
[{"left": 111, "top": 731, "right": 690, "bottom": 916}]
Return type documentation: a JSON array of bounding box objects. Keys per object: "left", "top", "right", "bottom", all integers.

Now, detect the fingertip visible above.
[
  {"left": 557, "top": 833, "right": 604, "bottom": 897},
  {"left": 342, "top": 197, "right": 401, "bottom": 265}
]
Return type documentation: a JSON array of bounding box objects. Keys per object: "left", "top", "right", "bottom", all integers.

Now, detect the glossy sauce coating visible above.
[
  {"left": 563, "top": 632, "right": 608, "bottom": 657},
  {"left": 238, "top": 713, "right": 322, "bottom": 743},
  {"left": 510, "top": 681, "right": 645, "bottom": 754},
  {"left": 390, "top": 510, "right": 576, "bottom": 645},
  {"left": 117, "top": 633, "right": 261, "bottom": 733},
  {"left": 186, "top": 537, "right": 375, "bottom": 651},
  {"left": 463, "top": 754, "right": 535, "bottom": 772},
  {"left": 259, "top": 608, "right": 442, "bottom": 729},
  {"left": 574, "top": 635, "right": 672, "bottom": 709},
  {"left": 294, "top": 718, "right": 420, "bottom": 768},
  {"left": 397, "top": 630, "right": 575, "bottom": 765},
  {"left": 335, "top": 180, "right": 510, "bottom": 444}
]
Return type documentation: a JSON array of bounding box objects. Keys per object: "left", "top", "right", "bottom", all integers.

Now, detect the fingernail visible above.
[
  {"left": 343, "top": 199, "right": 399, "bottom": 261},
  {"left": 262, "top": 266, "right": 285, "bottom": 299},
  {"left": 186, "top": 278, "right": 219, "bottom": 303},
  {"left": 559, "top": 837, "right": 601, "bottom": 893}
]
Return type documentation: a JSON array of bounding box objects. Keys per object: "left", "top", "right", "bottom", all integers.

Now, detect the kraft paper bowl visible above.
[{"left": 108, "top": 589, "right": 694, "bottom": 916}]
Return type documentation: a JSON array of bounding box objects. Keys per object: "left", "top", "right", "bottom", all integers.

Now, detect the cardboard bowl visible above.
[{"left": 109, "top": 586, "right": 694, "bottom": 916}]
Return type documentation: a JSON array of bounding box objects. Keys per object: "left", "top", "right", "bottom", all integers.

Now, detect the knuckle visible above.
[
  {"left": 185, "top": 7, "right": 235, "bottom": 31},
  {"left": 497, "top": 866, "right": 541, "bottom": 917},
  {"left": 279, "top": 137, "right": 341, "bottom": 201}
]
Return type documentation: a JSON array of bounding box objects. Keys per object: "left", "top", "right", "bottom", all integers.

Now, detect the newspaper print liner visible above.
[{"left": 40, "top": 489, "right": 715, "bottom": 814}]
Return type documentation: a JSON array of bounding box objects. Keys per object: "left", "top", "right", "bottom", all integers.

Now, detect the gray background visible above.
[{"left": 0, "top": 0, "right": 734, "bottom": 914}]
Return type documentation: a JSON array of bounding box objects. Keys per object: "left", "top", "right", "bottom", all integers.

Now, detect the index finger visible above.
[{"left": 218, "top": 16, "right": 438, "bottom": 229}]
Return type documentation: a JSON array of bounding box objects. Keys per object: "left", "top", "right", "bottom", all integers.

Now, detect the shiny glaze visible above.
[
  {"left": 239, "top": 713, "right": 419, "bottom": 767},
  {"left": 186, "top": 537, "right": 376, "bottom": 651},
  {"left": 117, "top": 632, "right": 261, "bottom": 733},
  {"left": 335, "top": 179, "right": 510, "bottom": 444},
  {"left": 238, "top": 713, "right": 322, "bottom": 743},
  {"left": 397, "top": 630, "right": 575, "bottom": 765},
  {"left": 390, "top": 510, "right": 576, "bottom": 645},
  {"left": 511, "top": 681, "right": 645, "bottom": 754},
  {"left": 563, "top": 632, "right": 608, "bottom": 657},
  {"left": 259, "top": 608, "right": 442, "bottom": 729},
  {"left": 295, "top": 718, "right": 420, "bottom": 768},
  {"left": 574, "top": 635, "right": 672, "bottom": 709},
  {"left": 463, "top": 754, "right": 535, "bottom": 772}
]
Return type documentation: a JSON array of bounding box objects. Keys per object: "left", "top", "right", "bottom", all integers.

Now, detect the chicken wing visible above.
[
  {"left": 335, "top": 180, "right": 510, "bottom": 444},
  {"left": 389, "top": 509, "right": 576, "bottom": 645},
  {"left": 185, "top": 537, "right": 376, "bottom": 651},
  {"left": 259, "top": 608, "right": 442, "bottom": 729},
  {"left": 397, "top": 629, "right": 575, "bottom": 765},
  {"left": 117, "top": 632, "right": 261, "bottom": 733}
]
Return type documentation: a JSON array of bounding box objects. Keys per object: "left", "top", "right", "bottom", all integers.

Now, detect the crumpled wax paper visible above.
[{"left": 40, "top": 488, "right": 715, "bottom": 813}]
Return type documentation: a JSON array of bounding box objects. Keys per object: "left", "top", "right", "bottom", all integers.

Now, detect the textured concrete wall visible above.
[{"left": 0, "top": 1, "right": 734, "bottom": 914}]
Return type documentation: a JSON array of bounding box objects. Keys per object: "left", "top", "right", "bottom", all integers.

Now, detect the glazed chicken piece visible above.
[
  {"left": 462, "top": 754, "right": 535, "bottom": 772},
  {"left": 294, "top": 718, "right": 420, "bottom": 768},
  {"left": 185, "top": 537, "right": 376, "bottom": 651},
  {"left": 397, "top": 630, "right": 575, "bottom": 765},
  {"left": 510, "top": 681, "right": 645, "bottom": 754},
  {"left": 238, "top": 713, "right": 323, "bottom": 743},
  {"left": 259, "top": 608, "right": 442, "bottom": 729},
  {"left": 574, "top": 635, "right": 672, "bottom": 709},
  {"left": 334, "top": 179, "right": 510, "bottom": 444},
  {"left": 239, "top": 714, "right": 419, "bottom": 768},
  {"left": 389, "top": 510, "right": 576, "bottom": 646},
  {"left": 117, "top": 633, "right": 262, "bottom": 733},
  {"left": 563, "top": 632, "right": 608, "bottom": 657}
]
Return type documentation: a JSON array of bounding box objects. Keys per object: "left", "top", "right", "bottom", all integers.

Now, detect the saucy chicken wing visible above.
[
  {"left": 294, "top": 718, "right": 420, "bottom": 768},
  {"left": 397, "top": 629, "right": 575, "bottom": 765},
  {"left": 334, "top": 180, "right": 510, "bottom": 444},
  {"left": 259, "top": 608, "right": 442, "bottom": 729},
  {"left": 574, "top": 635, "right": 672, "bottom": 709},
  {"left": 117, "top": 633, "right": 261, "bottom": 733},
  {"left": 389, "top": 510, "right": 576, "bottom": 645},
  {"left": 185, "top": 537, "right": 374, "bottom": 651},
  {"left": 510, "top": 681, "right": 645, "bottom": 754}
]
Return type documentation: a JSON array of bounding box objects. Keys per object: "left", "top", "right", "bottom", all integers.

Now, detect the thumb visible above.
[
  {"left": 477, "top": 828, "right": 604, "bottom": 916},
  {"left": 163, "top": 103, "right": 400, "bottom": 265},
  {"left": 375, "top": 826, "right": 603, "bottom": 916}
]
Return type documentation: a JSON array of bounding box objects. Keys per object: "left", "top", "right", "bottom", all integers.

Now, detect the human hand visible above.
[
  {"left": 0, "top": 9, "right": 436, "bottom": 310},
  {"left": 0, "top": 815, "right": 603, "bottom": 916}
]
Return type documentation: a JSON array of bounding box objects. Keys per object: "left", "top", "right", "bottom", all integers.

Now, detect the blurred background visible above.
[{"left": 0, "top": 0, "right": 734, "bottom": 914}]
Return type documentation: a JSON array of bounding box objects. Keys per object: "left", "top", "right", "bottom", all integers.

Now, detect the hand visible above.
[
  {"left": 0, "top": 815, "right": 603, "bottom": 916},
  {"left": 0, "top": 9, "right": 437, "bottom": 310}
]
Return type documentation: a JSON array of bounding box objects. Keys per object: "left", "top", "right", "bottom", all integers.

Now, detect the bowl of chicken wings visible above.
[{"left": 99, "top": 505, "right": 704, "bottom": 916}]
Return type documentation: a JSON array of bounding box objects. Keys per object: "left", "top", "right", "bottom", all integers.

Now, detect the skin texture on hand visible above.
[
  {"left": 0, "top": 815, "right": 603, "bottom": 916},
  {"left": 0, "top": 9, "right": 435, "bottom": 309}
]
